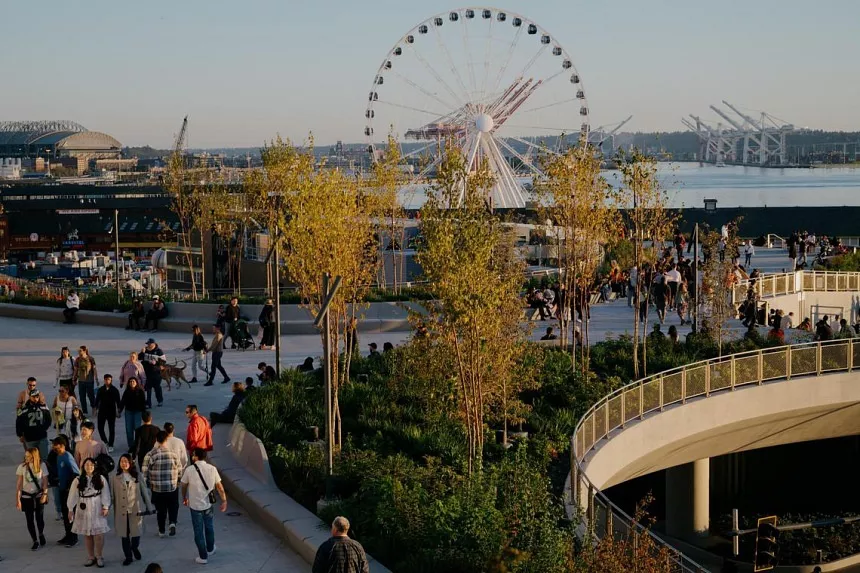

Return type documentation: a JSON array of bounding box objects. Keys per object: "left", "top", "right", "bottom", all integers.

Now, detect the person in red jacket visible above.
[{"left": 184, "top": 405, "right": 212, "bottom": 453}]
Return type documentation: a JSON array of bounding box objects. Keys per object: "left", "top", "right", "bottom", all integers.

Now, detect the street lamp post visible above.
[{"left": 114, "top": 209, "right": 121, "bottom": 308}]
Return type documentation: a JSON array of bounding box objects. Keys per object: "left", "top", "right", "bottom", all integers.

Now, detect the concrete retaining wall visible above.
[
  {"left": 210, "top": 420, "right": 390, "bottom": 572},
  {"left": 0, "top": 300, "right": 418, "bottom": 334}
]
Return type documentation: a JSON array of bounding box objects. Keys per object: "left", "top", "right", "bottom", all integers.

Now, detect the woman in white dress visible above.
[{"left": 67, "top": 458, "right": 111, "bottom": 567}]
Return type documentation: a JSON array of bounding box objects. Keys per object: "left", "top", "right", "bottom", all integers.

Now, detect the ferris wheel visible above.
[{"left": 365, "top": 7, "right": 590, "bottom": 209}]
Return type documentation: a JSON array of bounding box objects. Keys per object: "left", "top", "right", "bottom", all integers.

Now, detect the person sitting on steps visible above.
[
  {"left": 63, "top": 290, "right": 80, "bottom": 324},
  {"left": 142, "top": 296, "right": 168, "bottom": 333},
  {"left": 126, "top": 298, "right": 145, "bottom": 331}
]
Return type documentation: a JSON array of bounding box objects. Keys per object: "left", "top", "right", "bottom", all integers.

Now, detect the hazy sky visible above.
[{"left": 2, "top": 0, "right": 858, "bottom": 148}]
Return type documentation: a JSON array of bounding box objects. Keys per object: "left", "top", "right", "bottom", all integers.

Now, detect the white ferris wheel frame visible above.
[{"left": 364, "top": 6, "right": 590, "bottom": 209}]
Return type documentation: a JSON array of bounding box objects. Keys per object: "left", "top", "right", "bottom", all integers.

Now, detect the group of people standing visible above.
[{"left": 13, "top": 355, "right": 228, "bottom": 567}]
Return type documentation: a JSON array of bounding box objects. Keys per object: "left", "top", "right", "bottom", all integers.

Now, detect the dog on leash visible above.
[{"left": 159, "top": 360, "right": 190, "bottom": 390}]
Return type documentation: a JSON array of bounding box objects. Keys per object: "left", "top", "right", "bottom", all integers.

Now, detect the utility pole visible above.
[
  {"left": 313, "top": 273, "right": 342, "bottom": 480},
  {"left": 114, "top": 208, "right": 121, "bottom": 308},
  {"left": 273, "top": 235, "right": 281, "bottom": 373},
  {"left": 693, "top": 223, "right": 699, "bottom": 333}
]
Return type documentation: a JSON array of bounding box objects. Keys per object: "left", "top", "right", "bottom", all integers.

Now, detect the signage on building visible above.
[{"left": 56, "top": 209, "right": 100, "bottom": 215}]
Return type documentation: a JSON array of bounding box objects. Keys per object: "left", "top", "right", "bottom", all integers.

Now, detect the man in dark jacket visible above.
[
  {"left": 143, "top": 295, "right": 168, "bottom": 332},
  {"left": 132, "top": 410, "right": 161, "bottom": 468},
  {"left": 126, "top": 298, "right": 145, "bottom": 331},
  {"left": 815, "top": 315, "right": 834, "bottom": 341},
  {"left": 94, "top": 374, "right": 122, "bottom": 452},
  {"left": 224, "top": 297, "right": 241, "bottom": 349},
  {"left": 140, "top": 338, "right": 166, "bottom": 408},
  {"left": 313, "top": 516, "right": 369, "bottom": 573},
  {"left": 16, "top": 389, "right": 53, "bottom": 460}
]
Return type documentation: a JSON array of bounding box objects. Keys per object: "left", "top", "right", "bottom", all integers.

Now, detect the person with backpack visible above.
[
  {"left": 94, "top": 374, "right": 121, "bottom": 453},
  {"left": 17, "top": 389, "right": 53, "bottom": 460},
  {"left": 55, "top": 346, "right": 75, "bottom": 391},
  {"left": 74, "top": 346, "right": 98, "bottom": 415},
  {"left": 67, "top": 457, "right": 112, "bottom": 567},
  {"left": 52, "top": 385, "right": 79, "bottom": 439},
  {"left": 16, "top": 447, "right": 49, "bottom": 551}
]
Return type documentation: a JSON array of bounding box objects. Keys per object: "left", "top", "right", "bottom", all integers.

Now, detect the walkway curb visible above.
[{"left": 210, "top": 422, "right": 391, "bottom": 572}]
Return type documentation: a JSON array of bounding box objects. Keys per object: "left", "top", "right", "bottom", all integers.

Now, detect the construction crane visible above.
[
  {"left": 709, "top": 105, "right": 762, "bottom": 164},
  {"left": 588, "top": 115, "right": 633, "bottom": 151},
  {"left": 721, "top": 101, "right": 794, "bottom": 165}
]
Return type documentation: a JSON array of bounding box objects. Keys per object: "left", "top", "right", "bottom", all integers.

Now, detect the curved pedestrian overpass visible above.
[{"left": 568, "top": 340, "right": 860, "bottom": 571}]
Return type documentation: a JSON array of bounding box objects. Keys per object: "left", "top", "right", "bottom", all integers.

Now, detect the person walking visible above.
[
  {"left": 56, "top": 346, "right": 76, "bottom": 391},
  {"left": 181, "top": 448, "right": 227, "bottom": 564},
  {"left": 94, "top": 374, "right": 121, "bottom": 453},
  {"left": 112, "top": 454, "right": 153, "bottom": 566},
  {"left": 53, "top": 437, "right": 80, "bottom": 546},
  {"left": 743, "top": 240, "right": 755, "bottom": 267},
  {"left": 17, "top": 389, "right": 52, "bottom": 460},
  {"left": 16, "top": 447, "right": 49, "bottom": 551},
  {"left": 63, "top": 289, "right": 80, "bottom": 324},
  {"left": 132, "top": 411, "right": 160, "bottom": 469},
  {"left": 17, "top": 377, "right": 47, "bottom": 415},
  {"left": 185, "top": 405, "right": 213, "bottom": 454},
  {"left": 119, "top": 351, "right": 147, "bottom": 390},
  {"left": 118, "top": 378, "right": 147, "bottom": 450},
  {"left": 74, "top": 421, "right": 109, "bottom": 468},
  {"left": 259, "top": 299, "right": 276, "bottom": 350},
  {"left": 142, "top": 431, "right": 181, "bottom": 538},
  {"left": 183, "top": 325, "right": 208, "bottom": 383},
  {"left": 67, "top": 457, "right": 111, "bottom": 567},
  {"left": 52, "top": 385, "right": 79, "bottom": 439},
  {"left": 312, "top": 516, "right": 370, "bottom": 573},
  {"left": 46, "top": 436, "right": 65, "bottom": 521},
  {"left": 163, "top": 422, "right": 189, "bottom": 468},
  {"left": 205, "top": 326, "right": 230, "bottom": 386},
  {"left": 224, "top": 296, "right": 241, "bottom": 349},
  {"left": 675, "top": 281, "right": 690, "bottom": 325},
  {"left": 74, "top": 346, "right": 99, "bottom": 415},
  {"left": 139, "top": 339, "right": 166, "bottom": 408}
]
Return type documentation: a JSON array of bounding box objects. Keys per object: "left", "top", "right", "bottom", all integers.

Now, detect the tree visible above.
[
  {"left": 417, "top": 143, "right": 526, "bottom": 472},
  {"left": 536, "top": 147, "right": 620, "bottom": 371},
  {"left": 364, "top": 134, "right": 407, "bottom": 293},
  {"left": 164, "top": 141, "right": 202, "bottom": 299},
  {"left": 617, "top": 150, "right": 675, "bottom": 378},
  {"left": 700, "top": 220, "right": 743, "bottom": 356},
  {"left": 263, "top": 136, "right": 379, "bottom": 450}
]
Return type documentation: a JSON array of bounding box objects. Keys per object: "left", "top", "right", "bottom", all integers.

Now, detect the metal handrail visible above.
[
  {"left": 731, "top": 270, "right": 860, "bottom": 306},
  {"left": 570, "top": 338, "right": 859, "bottom": 572}
]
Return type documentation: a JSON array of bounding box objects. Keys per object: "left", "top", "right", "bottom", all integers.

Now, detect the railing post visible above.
[
  {"left": 604, "top": 401, "right": 609, "bottom": 439},
  {"left": 817, "top": 342, "right": 822, "bottom": 376},
  {"left": 639, "top": 381, "right": 644, "bottom": 420},
  {"left": 786, "top": 345, "right": 792, "bottom": 380},
  {"left": 705, "top": 363, "right": 711, "bottom": 397},
  {"left": 850, "top": 340, "right": 854, "bottom": 372},
  {"left": 587, "top": 485, "right": 595, "bottom": 537},
  {"left": 757, "top": 350, "right": 764, "bottom": 384},
  {"left": 681, "top": 369, "right": 687, "bottom": 404},
  {"left": 621, "top": 392, "right": 626, "bottom": 428},
  {"left": 605, "top": 508, "right": 614, "bottom": 538},
  {"left": 730, "top": 355, "right": 736, "bottom": 390},
  {"left": 659, "top": 375, "right": 664, "bottom": 411}
]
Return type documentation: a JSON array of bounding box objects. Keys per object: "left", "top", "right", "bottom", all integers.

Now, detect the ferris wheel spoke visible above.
[
  {"left": 375, "top": 99, "right": 447, "bottom": 118},
  {"left": 513, "top": 43, "right": 549, "bottom": 92},
  {"left": 401, "top": 140, "right": 441, "bottom": 161},
  {"left": 401, "top": 152, "right": 446, "bottom": 206},
  {"left": 492, "top": 26, "right": 524, "bottom": 96},
  {"left": 387, "top": 69, "right": 459, "bottom": 115},
  {"left": 479, "top": 16, "right": 495, "bottom": 101},
  {"left": 494, "top": 136, "right": 543, "bottom": 177},
  {"left": 409, "top": 44, "right": 467, "bottom": 109},
  {"left": 465, "top": 133, "right": 483, "bottom": 172},
  {"left": 499, "top": 133, "right": 562, "bottom": 157},
  {"left": 431, "top": 24, "right": 472, "bottom": 105},
  {"left": 460, "top": 15, "right": 479, "bottom": 98},
  {"left": 495, "top": 97, "right": 580, "bottom": 123},
  {"left": 485, "top": 136, "right": 526, "bottom": 207}
]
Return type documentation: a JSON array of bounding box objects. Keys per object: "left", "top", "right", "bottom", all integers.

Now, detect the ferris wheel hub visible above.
[{"left": 475, "top": 113, "right": 494, "bottom": 134}]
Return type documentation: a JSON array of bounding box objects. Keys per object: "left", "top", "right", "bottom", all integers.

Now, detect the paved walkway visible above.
[{"left": 0, "top": 318, "right": 311, "bottom": 571}]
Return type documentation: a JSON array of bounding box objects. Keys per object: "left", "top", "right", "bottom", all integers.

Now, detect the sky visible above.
[{"left": 2, "top": 0, "right": 859, "bottom": 148}]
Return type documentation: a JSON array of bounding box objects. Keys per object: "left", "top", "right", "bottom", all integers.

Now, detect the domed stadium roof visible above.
[{"left": 0, "top": 120, "right": 121, "bottom": 153}]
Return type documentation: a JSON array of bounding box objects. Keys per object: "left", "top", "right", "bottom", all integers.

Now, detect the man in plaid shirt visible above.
[{"left": 142, "top": 430, "right": 181, "bottom": 537}]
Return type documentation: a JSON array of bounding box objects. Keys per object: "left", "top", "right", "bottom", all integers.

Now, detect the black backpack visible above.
[{"left": 95, "top": 453, "right": 115, "bottom": 476}]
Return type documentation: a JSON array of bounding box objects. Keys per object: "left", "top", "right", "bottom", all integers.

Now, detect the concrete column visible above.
[{"left": 665, "top": 458, "right": 710, "bottom": 543}]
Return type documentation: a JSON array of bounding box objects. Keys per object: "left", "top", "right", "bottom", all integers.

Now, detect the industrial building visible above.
[{"left": 0, "top": 120, "right": 122, "bottom": 175}]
